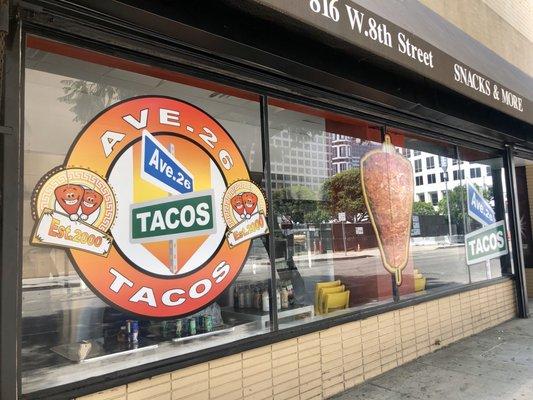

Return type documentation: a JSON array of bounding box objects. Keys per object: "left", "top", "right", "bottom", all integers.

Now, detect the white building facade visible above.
[{"left": 403, "top": 148, "right": 494, "bottom": 207}]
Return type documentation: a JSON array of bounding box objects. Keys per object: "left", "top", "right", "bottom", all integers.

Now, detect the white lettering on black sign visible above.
[{"left": 306, "top": 0, "right": 525, "bottom": 116}]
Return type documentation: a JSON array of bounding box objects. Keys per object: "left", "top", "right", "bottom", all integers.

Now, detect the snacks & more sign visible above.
[{"left": 255, "top": 0, "right": 531, "bottom": 124}]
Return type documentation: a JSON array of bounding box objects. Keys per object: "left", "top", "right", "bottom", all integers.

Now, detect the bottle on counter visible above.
[
  {"left": 262, "top": 287, "right": 270, "bottom": 312},
  {"left": 238, "top": 286, "right": 245, "bottom": 310},
  {"left": 117, "top": 326, "right": 127, "bottom": 343},
  {"left": 287, "top": 281, "right": 295, "bottom": 306},
  {"left": 253, "top": 286, "right": 262, "bottom": 310},
  {"left": 244, "top": 285, "right": 252, "bottom": 308},
  {"left": 276, "top": 286, "right": 281, "bottom": 311},
  {"left": 234, "top": 285, "right": 240, "bottom": 310},
  {"left": 228, "top": 285, "right": 235, "bottom": 308},
  {"left": 188, "top": 318, "right": 196, "bottom": 336},
  {"left": 175, "top": 319, "right": 183, "bottom": 338},
  {"left": 203, "top": 314, "right": 213, "bottom": 332},
  {"left": 127, "top": 320, "right": 139, "bottom": 343},
  {"left": 280, "top": 286, "right": 289, "bottom": 309}
]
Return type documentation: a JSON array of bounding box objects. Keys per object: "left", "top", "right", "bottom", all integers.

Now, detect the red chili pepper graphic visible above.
[
  {"left": 241, "top": 192, "right": 258, "bottom": 218},
  {"left": 54, "top": 184, "right": 85, "bottom": 221},
  {"left": 230, "top": 194, "right": 245, "bottom": 218},
  {"left": 80, "top": 188, "right": 103, "bottom": 220}
]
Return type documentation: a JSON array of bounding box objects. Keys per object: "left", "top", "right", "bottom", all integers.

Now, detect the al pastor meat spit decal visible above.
[
  {"left": 30, "top": 96, "right": 268, "bottom": 318},
  {"left": 361, "top": 134, "right": 414, "bottom": 285}
]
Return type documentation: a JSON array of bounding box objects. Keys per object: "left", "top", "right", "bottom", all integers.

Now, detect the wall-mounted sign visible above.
[
  {"left": 467, "top": 182, "right": 495, "bottom": 226},
  {"left": 30, "top": 96, "right": 268, "bottom": 318},
  {"left": 254, "top": 0, "right": 531, "bottom": 124},
  {"left": 361, "top": 134, "right": 414, "bottom": 285},
  {"left": 465, "top": 220, "right": 508, "bottom": 265}
]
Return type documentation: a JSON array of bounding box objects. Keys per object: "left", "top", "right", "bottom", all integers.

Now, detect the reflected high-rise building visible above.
[
  {"left": 331, "top": 134, "right": 380, "bottom": 174},
  {"left": 269, "top": 116, "right": 333, "bottom": 193}
]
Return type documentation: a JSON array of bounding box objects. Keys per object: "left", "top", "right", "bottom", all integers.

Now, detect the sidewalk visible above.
[{"left": 333, "top": 310, "right": 533, "bottom": 400}]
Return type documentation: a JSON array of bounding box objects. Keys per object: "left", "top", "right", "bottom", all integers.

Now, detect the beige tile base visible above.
[{"left": 78, "top": 280, "right": 516, "bottom": 400}]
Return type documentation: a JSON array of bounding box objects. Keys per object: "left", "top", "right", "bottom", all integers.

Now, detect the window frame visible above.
[
  {"left": 414, "top": 159, "right": 422, "bottom": 172},
  {"left": 1, "top": 12, "right": 524, "bottom": 399},
  {"left": 429, "top": 192, "right": 439, "bottom": 205},
  {"left": 470, "top": 167, "right": 482, "bottom": 178}
]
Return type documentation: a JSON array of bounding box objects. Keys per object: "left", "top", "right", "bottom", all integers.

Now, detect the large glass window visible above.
[
  {"left": 267, "top": 99, "right": 511, "bottom": 328},
  {"left": 22, "top": 38, "right": 271, "bottom": 393},
  {"left": 457, "top": 147, "right": 509, "bottom": 282},
  {"left": 395, "top": 132, "right": 510, "bottom": 298},
  {"left": 268, "top": 101, "right": 395, "bottom": 329},
  {"left": 19, "top": 36, "right": 515, "bottom": 395}
]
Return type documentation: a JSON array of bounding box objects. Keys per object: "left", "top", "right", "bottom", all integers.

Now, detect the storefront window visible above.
[
  {"left": 19, "top": 36, "right": 515, "bottom": 396},
  {"left": 268, "top": 101, "right": 395, "bottom": 328},
  {"left": 22, "top": 38, "right": 271, "bottom": 393},
  {"left": 456, "top": 146, "right": 509, "bottom": 282},
  {"left": 390, "top": 131, "right": 509, "bottom": 294},
  {"left": 267, "top": 99, "right": 511, "bottom": 328}
]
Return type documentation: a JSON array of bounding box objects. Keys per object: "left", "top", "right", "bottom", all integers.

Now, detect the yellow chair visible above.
[
  {"left": 314, "top": 280, "right": 341, "bottom": 314},
  {"left": 318, "top": 285, "right": 346, "bottom": 314},
  {"left": 323, "top": 290, "right": 350, "bottom": 314},
  {"left": 414, "top": 276, "right": 427, "bottom": 292},
  {"left": 413, "top": 269, "right": 426, "bottom": 292}
]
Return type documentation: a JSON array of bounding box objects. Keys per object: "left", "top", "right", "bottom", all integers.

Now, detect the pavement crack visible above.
[
  {"left": 480, "top": 342, "right": 505, "bottom": 357},
  {"left": 367, "top": 381, "right": 425, "bottom": 399}
]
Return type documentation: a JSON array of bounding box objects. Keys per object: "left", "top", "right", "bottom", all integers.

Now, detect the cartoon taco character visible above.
[
  {"left": 54, "top": 184, "right": 85, "bottom": 221},
  {"left": 241, "top": 192, "right": 258, "bottom": 218},
  {"left": 80, "top": 188, "right": 103, "bottom": 220}
]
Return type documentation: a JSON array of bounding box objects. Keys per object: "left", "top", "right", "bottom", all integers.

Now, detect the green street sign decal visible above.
[
  {"left": 464, "top": 220, "right": 508, "bottom": 265},
  {"left": 130, "top": 190, "right": 215, "bottom": 243}
]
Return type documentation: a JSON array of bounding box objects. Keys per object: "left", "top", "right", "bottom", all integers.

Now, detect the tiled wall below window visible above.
[{"left": 78, "top": 280, "right": 516, "bottom": 400}]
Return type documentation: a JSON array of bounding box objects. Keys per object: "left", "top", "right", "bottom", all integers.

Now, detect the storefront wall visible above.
[{"left": 76, "top": 280, "right": 516, "bottom": 400}]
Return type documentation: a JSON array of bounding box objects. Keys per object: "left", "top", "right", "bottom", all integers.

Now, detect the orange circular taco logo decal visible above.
[{"left": 30, "top": 96, "right": 268, "bottom": 318}]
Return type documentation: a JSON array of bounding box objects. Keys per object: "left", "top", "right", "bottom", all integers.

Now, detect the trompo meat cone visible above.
[{"left": 360, "top": 134, "right": 414, "bottom": 285}]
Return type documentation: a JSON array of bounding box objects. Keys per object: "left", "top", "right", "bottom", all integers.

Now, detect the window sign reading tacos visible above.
[{"left": 30, "top": 96, "right": 268, "bottom": 318}]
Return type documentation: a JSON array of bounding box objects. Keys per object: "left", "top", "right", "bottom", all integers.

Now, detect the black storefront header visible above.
[{"left": 255, "top": 0, "right": 531, "bottom": 125}]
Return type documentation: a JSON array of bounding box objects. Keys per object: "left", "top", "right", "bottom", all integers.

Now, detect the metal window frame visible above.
[
  {"left": 1, "top": 12, "right": 24, "bottom": 400},
  {"left": 0, "top": 3, "right": 528, "bottom": 399},
  {"left": 504, "top": 145, "right": 529, "bottom": 318}
]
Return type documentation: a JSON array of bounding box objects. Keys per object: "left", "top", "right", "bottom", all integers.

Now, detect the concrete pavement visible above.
[{"left": 333, "top": 310, "right": 533, "bottom": 400}]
